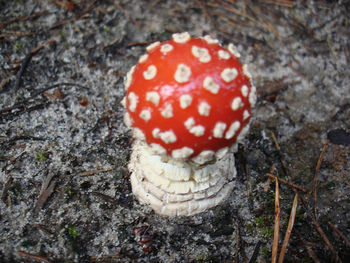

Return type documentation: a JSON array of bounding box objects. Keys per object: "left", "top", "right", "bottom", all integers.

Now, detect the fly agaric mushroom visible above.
[{"left": 123, "top": 32, "right": 256, "bottom": 216}]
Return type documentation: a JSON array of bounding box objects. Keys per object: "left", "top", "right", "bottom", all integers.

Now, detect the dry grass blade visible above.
[
  {"left": 272, "top": 178, "right": 280, "bottom": 263},
  {"left": 278, "top": 193, "right": 298, "bottom": 263}
]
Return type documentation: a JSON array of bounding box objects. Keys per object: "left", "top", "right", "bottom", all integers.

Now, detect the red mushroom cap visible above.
[{"left": 124, "top": 32, "right": 256, "bottom": 163}]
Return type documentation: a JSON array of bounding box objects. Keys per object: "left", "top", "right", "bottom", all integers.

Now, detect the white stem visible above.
[{"left": 129, "top": 141, "right": 236, "bottom": 216}]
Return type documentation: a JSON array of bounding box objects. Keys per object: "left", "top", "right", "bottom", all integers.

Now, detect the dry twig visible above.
[
  {"left": 1, "top": 177, "right": 13, "bottom": 204},
  {"left": 266, "top": 173, "right": 308, "bottom": 193},
  {"left": 34, "top": 173, "right": 57, "bottom": 217},
  {"left": 77, "top": 168, "right": 114, "bottom": 177},
  {"left": 235, "top": 221, "right": 240, "bottom": 263},
  {"left": 328, "top": 221, "right": 350, "bottom": 248},
  {"left": 14, "top": 47, "right": 43, "bottom": 91},
  {"left": 264, "top": 164, "right": 276, "bottom": 192},
  {"left": 269, "top": 130, "right": 288, "bottom": 173},
  {"left": 0, "top": 11, "right": 49, "bottom": 30},
  {"left": 18, "top": 250, "right": 51, "bottom": 263},
  {"left": 295, "top": 229, "right": 321, "bottom": 263},
  {"left": 312, "top": 218, "right": 341, "bottom": 262},
  {"left": 299, "top": 196, "right": 342, "bottom": 262},
  {"left": 258, "top": 0, "right": 295, "bottom": 8},
  {"left": 248, "top": 240, "right": 262, "bottom": 263}
]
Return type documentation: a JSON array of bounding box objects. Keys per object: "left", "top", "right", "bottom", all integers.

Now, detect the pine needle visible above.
[
  {"left": 278, "top": 193, "right": 298, "bottom": 263},
  {"left": 271, "top": 178, "right": 280, "bottom": 263}
]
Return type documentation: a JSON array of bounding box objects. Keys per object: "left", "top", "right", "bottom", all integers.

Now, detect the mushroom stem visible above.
[{"left": 129, "top": 141, "right": 236, "bottom": 216}]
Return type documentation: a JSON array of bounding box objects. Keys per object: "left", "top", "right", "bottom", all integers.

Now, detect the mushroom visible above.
[{"left": 123, "top": 32, "right": 256, "bottom": 216}]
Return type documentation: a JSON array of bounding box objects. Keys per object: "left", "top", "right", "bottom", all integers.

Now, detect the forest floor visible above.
[{"left": 1, "top": 0, "right": 349, "bottom": 262}]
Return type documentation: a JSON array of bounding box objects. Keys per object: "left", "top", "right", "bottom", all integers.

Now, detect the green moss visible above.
[
  {"left": 254, "top": 217, "right": 265, "bottom": 227},
  {"left": 10, "top": 182, "right": 23, "bottom": 196},
  {"left": 99, "top": 203, "right": 113, "bottom": 210},
  {"left": 60, "top": 30, "right": 66, "bottom": 39},
  {"left": 35, "top": 152, "right": 48, "bottom": 162},
  {"left": 15, "top": 41, "right": 24, "bottom": 52},
  {"left": 195, "top": 254, "right": 221, "bottom": 263},
  {"left": 325, "top": 181, "right": 336, "bottom": 190},
  {"left": 260, "top": 227, "right": 274, "bottom": 238},
  {"left": 196, "top": 254, "right": 207, "bottom": 262},
  {"left": 65, "top": 185, "right": 74, "bottom": 197},
  {"left": 261, "top": 246, "right": 269, "bottom": 258},
  {"left": 295, "top": 207, "right": 307, "bottom": 227},
  {"left": 67, "top": 225, "right": 79, "bottom": 239},
  {"left": 21, "top": 239, "right": 36, "bottom": 248},
  {"left": 103, "top": 26, "right": 110, "bottom": 32},
  {"left": 246, "top": 222, "right": 254, "bottom": 234}
]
